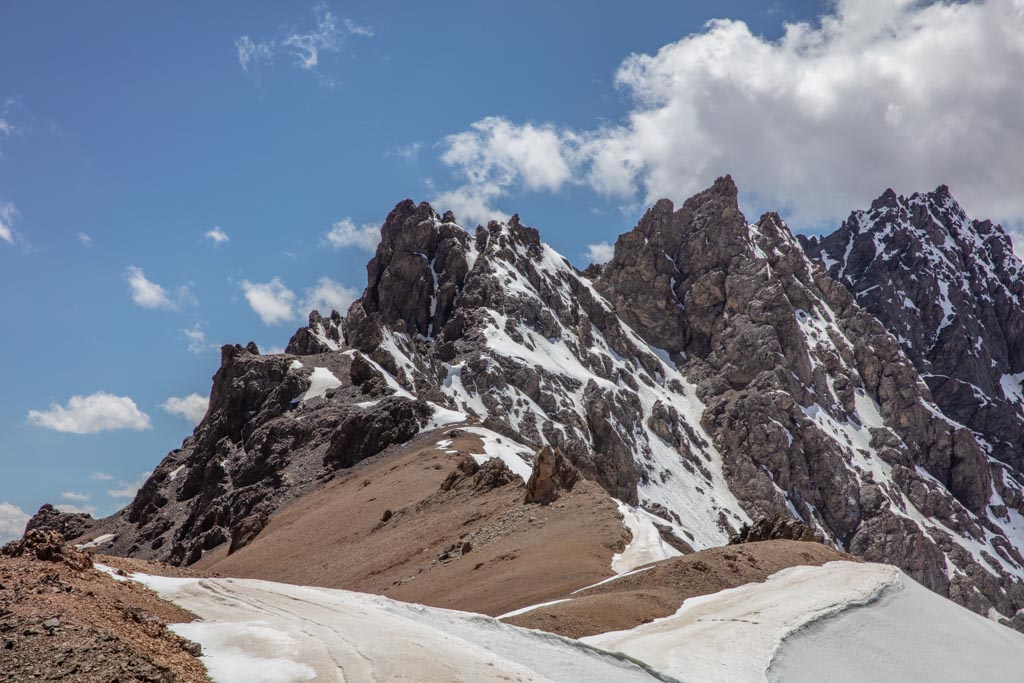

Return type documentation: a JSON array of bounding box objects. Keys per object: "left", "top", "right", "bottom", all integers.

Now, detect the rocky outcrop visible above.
[
  {"left": 286, "top": 310, "right": 344, "bottom": 355},
  {"left": 2, "top": 529, "right": 92, "bottom": 571},
  {"left": 804, "top": 186, "right": 1024, "bottom": 474},
  {"left": 525, "top": 446, "right": 580, "bottom": 505},
  {"left": 25, "top": 504, "right": 92, "bottom": 542},
  {"left": 730, "top": 515, "right": 819, "bottom": 544}
]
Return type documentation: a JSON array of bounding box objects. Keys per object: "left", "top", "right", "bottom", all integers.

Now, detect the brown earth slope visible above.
[
  {"left": 505, "top": 540, "right": 855, "bottom": 638},
  {"left": 0, "top": 531, "right": 209, "bottom": 683},
  {"left": 193, "top": 427, "right": 630, "bottom": 617}
]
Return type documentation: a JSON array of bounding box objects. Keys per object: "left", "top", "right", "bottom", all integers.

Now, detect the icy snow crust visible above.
[
  {"left": 130, "top": 573, "right": 670, "bottom": 683},
  {"left": 769, "top": 570, "right": 1024, "bottom": 683},
  {"left": 583, "top": 561, "right": 901, "bottom": 682}
]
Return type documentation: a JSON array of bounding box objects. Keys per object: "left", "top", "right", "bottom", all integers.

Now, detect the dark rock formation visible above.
[
  {"left": 25, "top": 504, "right": 92, "bottom": 542},
  {"left": 286, "top": 310, "right": 344, "bottom": 355},
  {"left": 731, "top": 515, "right": 819, "bottom": 544}
]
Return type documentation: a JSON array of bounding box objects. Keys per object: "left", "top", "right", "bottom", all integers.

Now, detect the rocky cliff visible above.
[{"left": 33, "top": 178, "right": 1024, "bottom": 627}]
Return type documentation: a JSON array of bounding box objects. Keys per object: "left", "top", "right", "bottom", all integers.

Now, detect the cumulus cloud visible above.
[
  {"left": 28, "top": 392, "right": 152, "bottom": 434},
  {"left": 323, "top": 218, "right": 380, "bottom": 252},
  {"left": 584, "top": 242, "right": 615, "bottom": 264},
  {"left": 436, "top": 117, "right": 577, "bottom": 227},
  {"left": 304, "top": 276, "right": 358, "bottom": 316},
  {"left": 205, "top": 227, "right": 229, "bottom": 245},
  {"left": 161, "top": 393, "right": 209, "bottom": 425},
  {"left": 0, "top": 502, "right": 29, "bottom": 543},
  {"left": 125, "top": 266, "right": 194, "bottom": 310},
  {"left": 241, "top": 275, "right": 359, "bottom": 325},
  {"left": 236, "top": 2, "right": 373, "bottom": 85},
  {"left": 56, "top": 502, "right": 96, "bottom": 515},
  {"left": 241, "top": 277, "right": 297, "bottom": 325},
  {"left": 437, "top": 0, "right": 1024, "bottom": 229},
  {"left": 0, "top": 201, "right": 18, "bottom": 245},
  {"left": 107, "top": 472, "right": 152, "bottom": 500}
]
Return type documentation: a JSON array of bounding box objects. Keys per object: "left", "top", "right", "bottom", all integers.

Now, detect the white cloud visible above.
[
  {"left": 1007, "top": 228, "right": 1024, "bottom": 261},
  {"left": 323, "top": 218, "right": 380, "bottom": 252},
  {"left": 89, "top": 472, "right": 114, "bottom": 481},
  {"left": 60, "top": 491, "right": 91, "bottom": 502},
  {"left": 436, "top": 117, "right": 576, "bottom": 227},
  {"left": 235, "top": 35, "right": 274, "bottom": 73},
  {"left": 205, "top": 227, "right": 230, "bottom": 245},
  {"left": 243, "top": 275, "right": 360, "bottom": 325},
  {"left": 0, "top": 201, "right": 18, "bottom": 245},
  {"left": 181, "top": 321, "right": 214, "bottom": 354},
  {"left": 386, "top": 141, "right": 422, "bottom": 162},
  {"left": 236, "top": 2, "right": 373, "bottom": 84},
  {"left": 584, "top": 242, "right": 615, "bottom": 264},
  {"left": 0, "top": 502, "right": 29, "bottom": 544},
  {"left": 436, "top": 0, "right": 1024, "bottom": 228},
  {"left": 28, "top": 391, "right": 152, "bottom": 434},
  {"left": 241, "top": 277, "right": 297, "bottom": 325},
  {"left": 55, "top": 502, "right": 96, "bottom": 515},
  {"left": 107, "top": 471, "right": 152, "bottom": 500},
  {"left": 161, "top": 393, "right": 209, "bottom": 425},
  {"left": 125, "top": 266, "right": 194, "bottom": 310},
  {"left": 78, "top": 232, "right": 92, "bottom": 247},
  {"left": 304, "top": 276, "right": 358, "bottom": 316},
  {"left": 263, "top": 345, "right": 286, "bottom": 355}
]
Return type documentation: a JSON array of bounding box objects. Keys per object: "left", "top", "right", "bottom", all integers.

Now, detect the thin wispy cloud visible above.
[
  {"left": 89, "top": 472, "right": 114, "bottom": 481},
  {"left": 60, "top": 491, "right": 91, "bottom": 502},
  {"left": 28, "top": 391, "right": 152, "bottom": 434},
  {"left": 107, "top": 471, "right": 152, "bottom": 500},
  {"left": 386, "top": 141, "right": 422, "bottom": 163},
  {"left": 205, "top": 227, "right": 229, "bottom": 245},
  {"left": 0, "top": 201, "right": 19, "bottom": 245},
  {"left": 78, "top": 232, "right": 92, "bottom": 247},
  {"left": 435, "top": 0, "right": 1024, "bottom": 229},
  {"left": 125, "top": 266, "right": 195, "bottom": 310},
  {"left": 180, "top": 321, "right": 216, "bottom": 354},
  {"left": 323, "top": 218, "right": 380, "bottom": 252},
  {"left": 235, "top": 2, "right": 374, "bottom": 86}
]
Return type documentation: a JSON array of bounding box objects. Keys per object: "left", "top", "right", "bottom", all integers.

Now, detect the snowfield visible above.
[
  {"left": 116, "top": 560, "right": 1024, "bottom": 682},
  {"left": 130, "top": 573, "right": 669, "bottom": 683}
]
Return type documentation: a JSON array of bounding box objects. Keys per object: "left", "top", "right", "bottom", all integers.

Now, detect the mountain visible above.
[{"left": 32, "top": 177, "right": 1024, "bottom": 627}]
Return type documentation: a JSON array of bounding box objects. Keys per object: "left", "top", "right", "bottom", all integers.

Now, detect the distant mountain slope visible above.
[{"left": 38, "top": 178, "right": 1024, "bottom": 626}]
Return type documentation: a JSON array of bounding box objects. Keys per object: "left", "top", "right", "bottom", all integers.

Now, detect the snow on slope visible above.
[
  {"left": 583, "top": 561, "right": 901, "bottom": 682},
  {"left": 131, "top": 573, "right": 670, "bottom": 683},
  {"left": 612, "top": 502, "right": 683, "bottom": 574},
  {"left": 769, "top": 570, "right": 1024, "bottom": 683}
]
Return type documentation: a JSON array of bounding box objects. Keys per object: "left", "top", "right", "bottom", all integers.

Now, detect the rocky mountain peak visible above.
[
  {"left": 805, "top": 185, "right": 1024, "bottom": 472},
  {"left": 38, "top": 177, "right": 1024, "bottom": 629}
]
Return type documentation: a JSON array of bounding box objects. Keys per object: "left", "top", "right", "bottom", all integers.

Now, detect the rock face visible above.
[
  {"left": 44, "top": 179, "right": 1024, "bottom": 626},
  {"left": 730, "top": 516, "right": 818, "bottom": 544},
  {"left": 25, "top": 504, "right": 92, "bottom": 542},
  {"left": 804, "top": 186, "right": 1024, "bottom": 471},
  {"left": 525, "top": 446, "right": 580, "bottom": 505}
]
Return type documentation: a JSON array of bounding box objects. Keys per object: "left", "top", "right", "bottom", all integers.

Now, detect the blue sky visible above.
[{"left": 2, "top": 0, "right": 1023, "bottom": 539}]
